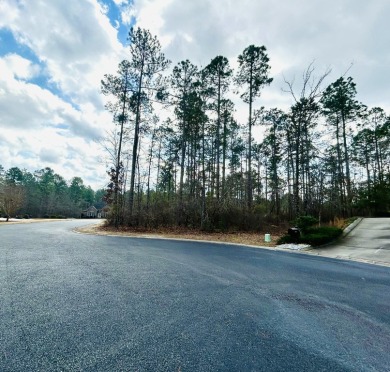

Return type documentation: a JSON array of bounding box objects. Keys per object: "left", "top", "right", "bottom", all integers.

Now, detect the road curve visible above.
[{"left": 1, "top": 220, "right": 389, "bottom": 371}]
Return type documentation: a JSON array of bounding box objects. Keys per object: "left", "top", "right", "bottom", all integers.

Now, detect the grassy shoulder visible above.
[
  {"left": 76, "top": 216, "right": 362, "bottom": 248},
  {"left": 76, "top": 221, "right": 286, "bottom": 248}
]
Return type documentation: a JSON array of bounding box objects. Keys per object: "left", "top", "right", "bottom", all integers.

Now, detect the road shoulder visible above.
[{"left": 74, "top": 219, "right": 390, "bottom": 268}]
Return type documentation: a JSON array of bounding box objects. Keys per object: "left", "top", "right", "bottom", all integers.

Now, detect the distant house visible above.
[
  {"left": 81, "top": 205, "right": 110, "bottom": 218},
  {"left": 98, "top": 205, "right": 110, "bottom": 218},
  {"left": 81, "top": 206, "right": 98, "bottom": 218}
]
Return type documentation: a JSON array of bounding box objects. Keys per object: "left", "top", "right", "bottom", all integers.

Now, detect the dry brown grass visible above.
[
  {"left": 329, "top": 217, "right": 357, "bottom": 229},
  {"left": 76, "top": 221, "right": 287, "bottom": 248}
]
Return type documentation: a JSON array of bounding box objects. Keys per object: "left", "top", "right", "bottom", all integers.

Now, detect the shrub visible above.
[
  {"left": 300, "top": 226, "right": 343, "bottom": 246},
  {"left": 304, "top": 226, "right": 342, "bottom": 246},
  {"left": 277, "top": 226, "right": 343, "bottom": 247},
  {"left": 292, "top": 215, "right": 318, "bottom": 232},
  {"left": 305, "top": 226, "right": 343, "bottom": 237}
]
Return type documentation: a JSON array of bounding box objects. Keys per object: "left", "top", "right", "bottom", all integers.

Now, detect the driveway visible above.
[{"left": 306, "top": 218, "right": 390, "bottom": 267}]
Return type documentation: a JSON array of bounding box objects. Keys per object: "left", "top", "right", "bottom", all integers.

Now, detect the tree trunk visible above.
[
  {"left": 341, "top": 111, "right": 352, "bottom": 216},
  {"left": 129, "top": 69, "right": 143, "bottom": 219},
  {"left": 247, "top": 71, "right": 253, "bottom": 210}
]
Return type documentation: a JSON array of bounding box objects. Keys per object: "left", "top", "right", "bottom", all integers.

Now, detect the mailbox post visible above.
[{"left": 288, "top": 227, "right": 301, "bottom": 243}]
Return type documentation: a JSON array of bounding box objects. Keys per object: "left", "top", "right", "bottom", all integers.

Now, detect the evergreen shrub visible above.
[{"left": 277, "top": 225, "right": 343, "bottom": 247}]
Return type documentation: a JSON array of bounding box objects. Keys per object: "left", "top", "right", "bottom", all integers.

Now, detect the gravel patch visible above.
[{"left": 276, "top": 243, "right": 311, "bottom": 250}]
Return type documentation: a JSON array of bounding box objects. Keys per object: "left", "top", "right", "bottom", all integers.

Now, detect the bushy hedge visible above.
[
  {"left": 277, "top": 226, "right": 343, "bottom": 247},
  {"left": 301, "top": 226, "right": 343, "bottom": 246}
]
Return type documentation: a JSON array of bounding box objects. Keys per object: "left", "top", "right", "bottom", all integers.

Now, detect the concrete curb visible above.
[
  {"left": 73, "top": 222, "right": 390, "bottom": 268},
  {"left": 73, "top": 227, "right": 275, "bottom": 249},
  {"left": 342, "top": 217, "right": 363, "bottom": 237}
]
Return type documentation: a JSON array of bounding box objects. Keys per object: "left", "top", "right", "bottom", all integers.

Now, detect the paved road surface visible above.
[
  {"left": 1, "top": 220, "right": 389, "bottom": 371},
  {"left": 308, "top": 218, "right": 390, "bottom": 266}
]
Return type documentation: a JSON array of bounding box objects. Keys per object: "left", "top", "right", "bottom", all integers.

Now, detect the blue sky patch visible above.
[
  {"left": 102, "top": 0, "right": 135, "bottom": 46},
  {"left": 0, "top": 28, "right": 77, "bottom": 107},
  {"left": 0, "top": 28, "right": 40, "bottom": 64}
]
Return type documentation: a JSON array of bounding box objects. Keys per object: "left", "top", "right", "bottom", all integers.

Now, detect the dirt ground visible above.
[
  {"left": 0, "top": 218, "right": 67, "bottom": 224},
  {"left": 75, "top": 220, "right": 286, "bottom": 248}
]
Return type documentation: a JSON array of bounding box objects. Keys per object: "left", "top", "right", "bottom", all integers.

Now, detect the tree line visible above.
[
  {"left": 99, "top": 27, "right": 389, "bottom": 230},
  {"left": 0, "top": 165, "right": 104, "bottom": 220}
]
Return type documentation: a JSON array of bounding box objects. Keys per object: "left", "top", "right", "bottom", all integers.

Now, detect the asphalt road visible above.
[{"left": 1, "top": 220, "right": 389, "bottom": 371}]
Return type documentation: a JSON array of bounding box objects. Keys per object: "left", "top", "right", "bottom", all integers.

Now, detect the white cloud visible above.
[
  {"left": 0, "top": 54, "right": 110, "bottom": 189},
  {"left": 131, "top": 0, "right": 390, "bottom": 112},
  {"left": 0, "top": 0, "right": 19, "bottom": 28},
  {"left": 39, "top": 147, "right": 63, "bottom": 164},
  {"left": 112, "top": 0, "right": 130, "bottom": 5},
  {"left": 0, "top": 54, "right": 105, "bottom": 139},
  {"left": 3, "top": 0, "right": 126, "bottom": 107},
  {"left": 1, "top": 124, "right": 108, "bottom": 189},
  {"left": 0, "top": 0, "right": 128, "bottom": 189},
  {"left": 1, "top": 53, "right": 41, "bottom": 80}
]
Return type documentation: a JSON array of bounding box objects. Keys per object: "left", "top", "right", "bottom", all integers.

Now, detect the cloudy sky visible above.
[{"left": 0, "top": 0, "right": 389, "bottom": 190}]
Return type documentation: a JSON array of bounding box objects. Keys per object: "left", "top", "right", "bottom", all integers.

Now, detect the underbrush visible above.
[{"left": 330, "top": 216, "right": 358, "bottom": 229}]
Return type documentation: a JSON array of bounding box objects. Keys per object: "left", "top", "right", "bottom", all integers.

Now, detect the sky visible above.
[{"left": 0, "top": 0, "right": 389, "bottom": 190}]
